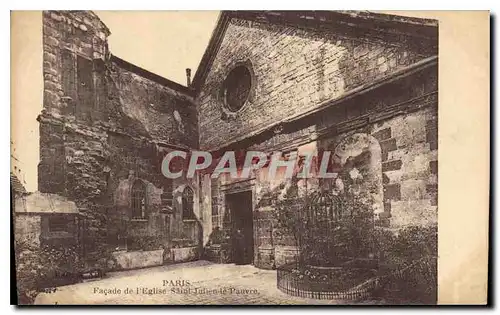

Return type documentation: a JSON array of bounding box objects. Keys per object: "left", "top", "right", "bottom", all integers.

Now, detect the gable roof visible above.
[
  {"left": 10, "top": 172, "right": 26, "bottom": 195},
  {"left": 15, "top": 191, "right": 79, "bottom": 214},
  {"left": 110, "top": 54, "right": 195, "bottom": 97},
  {"left": 191, "top": 10, "right": 438, "bottom": 93}
]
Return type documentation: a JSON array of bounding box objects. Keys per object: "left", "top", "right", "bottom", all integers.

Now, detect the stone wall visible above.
[
  {"left": 370, "top": 106, "right": 438, "bottom": 228},
  {"left": 171, "top": 246, "right": 199, "bottom": 263},
  {"left": 39, "top": 11, "right": 200, "bottom": 265},
  {"left": 197, "top": 16, "right": 436, "bottom": 150},
  {"left": 15, "top": 215, "right": 41, "bottom": 248},
  {"left": 202, "top": 61, "right": 438, "bottom": 269},
  {"left": 40, "top": 11, "right": 438, "bottom": 271},
  {"left": 111, "top": 249, "right": 164, "bottom": 270},
  {"left": 109, "top": 57, "right": 198, "bottom": 148}
]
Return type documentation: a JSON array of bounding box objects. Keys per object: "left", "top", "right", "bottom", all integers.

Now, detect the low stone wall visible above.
[
  {"left": 171, "top": 246, "right": 199, "bottom": 263},
  {"left": 111, "top": 249, "right": 164, "bottom": 270},
  {"left": 275, "top": 246, "right": 300, "bottom": 267},
  {"left": 255, "top": 245, "right": 300, "bottom": 269},
  {"left": 255, "top": 246, "right": 275, "bottom": 269}
]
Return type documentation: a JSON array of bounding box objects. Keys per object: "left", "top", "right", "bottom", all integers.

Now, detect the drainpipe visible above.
[{"left": 186, "top": 68, "right": 192, "bottom": 87}]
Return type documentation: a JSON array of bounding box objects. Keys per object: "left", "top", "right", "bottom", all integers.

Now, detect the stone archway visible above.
[{"left": 332, "top": 133, "right": 384, "bottom": 218}]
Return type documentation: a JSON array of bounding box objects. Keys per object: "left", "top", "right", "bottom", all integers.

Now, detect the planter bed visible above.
[
  {"left": 171, "top": 246, "right": 199, "bottom": 263},
  {"left": 111, "top": 249, "right": 164, "bottom": 270},
  {"left": 277, "top": 263, "right": 379, "bottom": 300}
]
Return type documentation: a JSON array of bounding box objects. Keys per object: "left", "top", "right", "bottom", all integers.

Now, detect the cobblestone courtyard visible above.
[{"left": 34, "top": 261, "right": 386, "bottom": 305}]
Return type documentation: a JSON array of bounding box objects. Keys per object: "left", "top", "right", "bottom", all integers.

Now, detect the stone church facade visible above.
[{"left": 39, "top": 11, "right": 438, "bottom": 270}]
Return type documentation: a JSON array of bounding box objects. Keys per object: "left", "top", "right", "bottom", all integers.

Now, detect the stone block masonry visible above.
[
  {"left": 111, "top": 250, "right": 164, "bottom": 270},
  {"left": 198, "top": 16, "right": 436, "bottom": 151},
  {"left": 39, "top": 11, "right": 200, "bottom": 266},
  {"left": 372, "top": 105, "right": 438, "bottom": 228},
  {"left": 230, "top": 58, "right": 438, "bottom": 267},
  {"left": 37, "top": 10, "right": 438, "bottom": 272}
]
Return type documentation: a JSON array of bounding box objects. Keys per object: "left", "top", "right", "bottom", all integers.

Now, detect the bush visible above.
[
  {"left": 15, "top": 239, "right": 83, "bottom": 304},
  {"left": 375, "top": 225, "right": 438, "bottom": 304},
  {"left": 126, "top": 235, "right": 163, "bottom": 251}
]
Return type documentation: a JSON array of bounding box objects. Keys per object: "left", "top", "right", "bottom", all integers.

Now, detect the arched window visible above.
[
  {"left": 182, "top": 186, "right": 195, "bottom": 220},
  {"left": 161, "top": 179, "right": 173, "bottom": 213},
  {"left": 131, "top": 180, "right": 147, "bottom": 219}
]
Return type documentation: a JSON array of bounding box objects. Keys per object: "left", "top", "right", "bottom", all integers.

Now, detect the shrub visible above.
[
  {"left": 126, "top": 235, "right": 163, "bottom": 251},
  {"left": 375, "top": 225, "right": 438, "bottom": 304},
  {"left": 14, "top": 239, "right": 83, "bottom": 304}
]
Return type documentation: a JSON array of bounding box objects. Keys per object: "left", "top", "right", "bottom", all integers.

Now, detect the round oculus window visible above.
[{"left": 223, "top": 65, "right": 252, "bottom": 112}]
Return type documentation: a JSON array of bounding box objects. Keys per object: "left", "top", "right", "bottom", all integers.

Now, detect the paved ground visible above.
[{"left": 34, "top": 260, "right": 386, "bottom": 305}]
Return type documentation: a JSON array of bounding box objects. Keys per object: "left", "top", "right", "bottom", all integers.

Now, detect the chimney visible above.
[{"left": 186, "top": 68, "right": 192, "bottom": 87}]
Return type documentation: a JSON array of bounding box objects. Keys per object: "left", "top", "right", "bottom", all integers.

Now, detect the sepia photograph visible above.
[{"left": 9, "top": 9, "right": 488, "bottom": 306}]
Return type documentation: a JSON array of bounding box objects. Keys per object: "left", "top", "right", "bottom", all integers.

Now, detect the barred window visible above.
[
  {"left": 165, "top": 215, "right": 171, "bottom": 238},
  {"left": 161, "top": 179, "right": 173, "bottom": 209},
  {"left": 211, "top": 178, "right": 221, "bottom": 228},
  {"left": 131, "top": 180, "right": 147, "bottom": 219},
  {"left": 182, "top": 186, "right": 195, "bottom": 220},
  {"left": 199, "top": 176, "right": 205, "bottom": 221}
]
